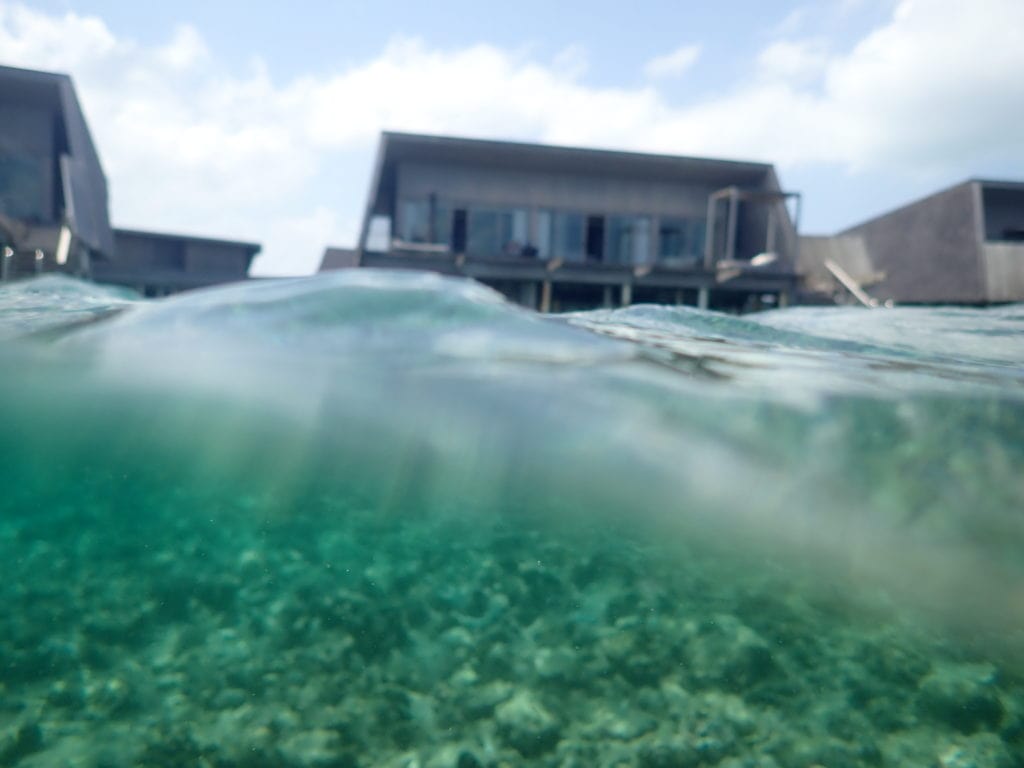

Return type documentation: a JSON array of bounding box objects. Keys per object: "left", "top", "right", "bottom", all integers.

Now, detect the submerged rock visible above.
[
  {"left": 686, "top": 614, "right": 777, "bottom": 692},
  {"left": 0, "top": 723, "right": 43, "bottom": 767},
  {"left": 532, "top": 645, "right": 579, "bottom": 682},
  {"left": 636, "top": 737, "right": 699, "bottom": 768},
  {"left": 584, "top": 705, "right": 657, "bottom": 742},
  {"left": 279, "top": 728, "right": 352, "bottom": 767},
  {"left": 494, "top": 690, "right": 561, "bottom": 757},
  {"left": 718, "top": 757, "right": 781, "bottom": 768},
  {"left": 919, "top": 663, "right": 1005, "bottom": 733},
  {"left": 88, "top": 675, "right": 141, "bottom": 716},
  {"left": 686, "top": 691, "right": 760, "bottom": 763},
  {"left": 462, "top": 680, "right": 514, "bottom": 720},
  {"left": 421, "top": 745, "right": 485, "bottom": 768},
  {"left": 136, "top": 727, "right": 207, "bottom": 768},
  {"left": 781, "top": 734, "right": 882, "bottom": 768},
  {"left": 937, "top": 733, "right": 1015, "bottom": 768}
]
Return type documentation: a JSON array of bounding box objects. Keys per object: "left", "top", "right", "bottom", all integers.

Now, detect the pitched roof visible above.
[{"left": 359, "top": 131, "right": 778, "bottom": 249}]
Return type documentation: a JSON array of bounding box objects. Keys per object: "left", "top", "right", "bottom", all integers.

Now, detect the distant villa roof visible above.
[
  {"left": 318, "top": 247, "right": 358, "bottom": 271},
  {"left": 841, "top": 177, "right": 1024, "bottom": 234},
  {"left": 364, "top": 131, "right": 776, "bottom": 218},
  {"left": 968, "top": 178, "right": 1024, "bottom": 189},
  {"left": 112, "top": 227, "right": 261, "bottom": 255}
]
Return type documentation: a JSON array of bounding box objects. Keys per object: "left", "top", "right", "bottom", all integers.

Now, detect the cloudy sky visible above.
[{"left": 3, "top": 0, "right": 1022, "bottom": 275}]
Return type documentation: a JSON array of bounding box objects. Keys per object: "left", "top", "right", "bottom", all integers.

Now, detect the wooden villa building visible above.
[
  {"left": 0, "top": 63, "right": 260, "bottom": 295},
  {"left": 840, "top": 179, "right": 1024, "bottom": 305},
  {"left": 94, "top": 229, "right": 260, "bottom": 298},
  {"left": 0, "top": 64, "right": 113, "bottom": 280},
  {"left": 331, "top": 132, "right": 802, "bottom": 313}
]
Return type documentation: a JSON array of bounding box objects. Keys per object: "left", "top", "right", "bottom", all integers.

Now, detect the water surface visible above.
[{"left": 1, "top": 273, "right": 1022, "bottom": 767}]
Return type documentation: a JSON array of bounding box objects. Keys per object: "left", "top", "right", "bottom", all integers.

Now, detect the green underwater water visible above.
[{"left": 1, "top": 273, "right": 1024, "bottom": 767}]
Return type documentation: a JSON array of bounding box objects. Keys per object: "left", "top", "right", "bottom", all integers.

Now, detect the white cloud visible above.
[
  {"left": 551, "top": 43, "right": 590, "bottom": 80},
  {"left": 260, "top": 206, "right": 357, "bottom": 277},
  {"left": 756, "top": 39, "right": 828, "bottom": 84},
  {"left": 156, "top": 25, "right": 209, "bottom": 72},
  {"left": 653, "top": 0, "right": 1024, "bottom": 169},
  {"left": 821, "top": 0, "right": 1024, "bottom": 168},
  {"left": 643, "top": 44, "right": 702, "bottom": 79},
  {"left": 0, "top": 0, "right": 1022, "bottom": 274}
]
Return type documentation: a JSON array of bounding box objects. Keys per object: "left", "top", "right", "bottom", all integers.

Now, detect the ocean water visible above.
[{"left": 1, "top": 271, "right": 1023, "bottom": 768}]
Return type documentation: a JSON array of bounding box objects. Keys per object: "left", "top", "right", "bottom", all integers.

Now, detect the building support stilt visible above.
[
  {"left": 521, "top": 281, "right": 538, "bottom": 310},
  {"left": 698, "top": 287, "right": 709, "bottom": 310},
  {"left": 620, "top": 282, "right": 632, "bottom": 307},
  {"left": 540, "top": 280, "right": 552, "bottom": 313}
]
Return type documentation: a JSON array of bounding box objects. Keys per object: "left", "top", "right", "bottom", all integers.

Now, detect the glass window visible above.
[
  {"left": 433, "top": 202, "right": 452, "bottom": 246},
  {"left": 536, "top": 211, "right": 551, "bottom": 257},
  {"left": 0, "top": 152, "right": 46, "bottom": 221},
  {"left": 467, "top": 208, "right": 528, "bottom": 257},
  {"left": 397, "top": 199, "right": 450, "bottom": 245},
  {"left": 398, "top": 200, "right": 428, "bottom": 243},
  {"left": 366, "top": 216, "right": 391, "bottom": 251},
  {"left": 658, "top": 217, "right": 706, "bottom": 262},
  {"left": 607, "top": 216, "right": 651, "bottom": 265},
  {"left": 536, "top": 210, "right": 585, "bottom": 262}
]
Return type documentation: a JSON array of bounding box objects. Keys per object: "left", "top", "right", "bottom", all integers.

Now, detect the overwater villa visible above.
[
  {"left": 0, "top": 64, "right": 259, "bottom": 296},
  {"left": 0, "top": 64, "right": 112, "bottom": 281},
  {"left": 840, "top": 179, "right": 1024, "bottom": 305},
  {"left": 337, "top": 132, "right": 802, "bottom": 313}
]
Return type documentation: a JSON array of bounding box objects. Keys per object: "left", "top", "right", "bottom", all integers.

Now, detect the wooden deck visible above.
[{"left": 359, "top": 250, "right": 797, "bottom": 313}]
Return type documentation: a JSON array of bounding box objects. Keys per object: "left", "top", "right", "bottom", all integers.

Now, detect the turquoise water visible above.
[{"left": 1, "top": 272, "right": 1023, "bottom": 767}]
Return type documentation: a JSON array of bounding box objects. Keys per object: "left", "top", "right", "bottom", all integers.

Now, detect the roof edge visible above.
[
  {"left": 0, "top": 63, "right": 73, "bottom": 84},
  {"left": 839, "top": 178, "right": 977, "bottom": 234},
  {"left": 379, "top": 130, "right": 777, "bottom": 172},
  {"left": 113, "top": 227, "right": 261, "bottom": 253}
]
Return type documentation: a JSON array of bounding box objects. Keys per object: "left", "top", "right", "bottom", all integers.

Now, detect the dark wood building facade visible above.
[
  {"left": 336, "top": 133, "right": 801, "bottom": 312},
  {"left": 841, "top": 179, "right": 1024, "bottom": 305},
  {"left": 0, "top": 64, "right": 260, "bottom": 296},
  {"left": 92, "top": 229, "right": 260, "bottom": 297},
  {"left": 0, "top": 64, "right": 113, "bottom": 281}
]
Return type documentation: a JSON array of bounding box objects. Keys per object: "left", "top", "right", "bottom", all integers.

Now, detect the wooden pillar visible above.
[
  {"left": 540, "top": 280, "right": 552, "bottom": 313},
  {"left": 521, "top": 281, "right": 538, "bottom": 310},
  {"left": 620, "top": 282, "right": 632, "bottom": 307},
  {"left": 602, "top": 285, "right": 613, "bottom": 308},
  {"left": 698, "top": 287, "right": 709, "bottom": 310}
]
